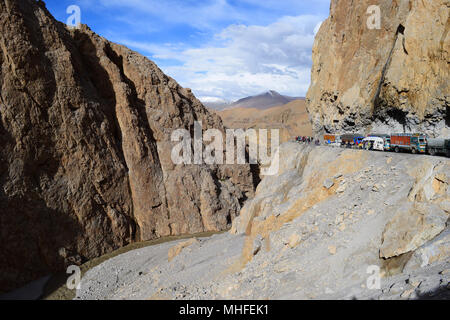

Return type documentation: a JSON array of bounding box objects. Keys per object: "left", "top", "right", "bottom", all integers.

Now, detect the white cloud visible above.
[
  {"left": 72, "top": 0, "right": 330, "bottom": 101},
  {"left": 120, "top": 14, "right": 324, "bottom": 101},
  {"left": 97, "top": 0, "right": 248, "bottom": 30},
  {"left": 198, "top": 96, "right": 229, "bottom": 103}
]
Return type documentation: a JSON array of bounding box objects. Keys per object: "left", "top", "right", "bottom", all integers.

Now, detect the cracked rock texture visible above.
[
  {"left": 306, "top": 0, "right": 449, "bottom": 137},
  {"left": 0, "top": 0, "right": 254, "bottom": 293}
]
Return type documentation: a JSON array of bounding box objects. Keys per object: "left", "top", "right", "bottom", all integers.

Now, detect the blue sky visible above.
[{"left": 45, "top": 0, "right": 331, "bottom": 102}]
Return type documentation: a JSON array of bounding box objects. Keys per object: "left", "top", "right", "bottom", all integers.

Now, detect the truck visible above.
[
  {"left": 390, "top": 133, "right": 427, "bottom": 154},
  {"left": 427, "top": 139, "right": 450, "bottom": 157},
  {"left": 323, "top": 134, "right": 341, "bottom": 147},
  {"left": 341, "top": 134, "right": 365, "bottom": 148},
  {"left": 324, "top": 135, "right": 336, "bottom": 144}
]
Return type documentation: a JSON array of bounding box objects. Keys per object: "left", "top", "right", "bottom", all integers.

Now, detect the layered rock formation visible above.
[
  {"left": 307, "top": 0, "right": 449, "bottom": 137},
  {"left": 0, "top": 0, "right": 254, "bottom": 293}
]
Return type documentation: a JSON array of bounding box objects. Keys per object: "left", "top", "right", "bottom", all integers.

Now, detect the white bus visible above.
[{"left": 362, "top": 137, "right": 385, "bottom": 151}]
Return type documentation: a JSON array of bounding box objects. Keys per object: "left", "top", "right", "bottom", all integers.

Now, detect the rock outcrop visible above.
[
  {"left": 0, "top": 0, "right": 254, "bottom": 293},
  {"left": 306, "top": 0, "right": 449, "bottom": 137}
]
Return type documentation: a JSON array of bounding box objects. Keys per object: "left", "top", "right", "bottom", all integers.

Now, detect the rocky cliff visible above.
[
  {"left": 0, "top": 0, "right": 255, "bottom": 293},
  {"left": 306, "top": 0, "right": 449, "bottom": 137}
]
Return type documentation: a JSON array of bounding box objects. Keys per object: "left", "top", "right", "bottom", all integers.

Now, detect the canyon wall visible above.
[
  {"left": 306, "top": 0, "right": 449, "bottom": 137},
  {"left": 0, "top": 0, "right": 254, "bottom": 293}
]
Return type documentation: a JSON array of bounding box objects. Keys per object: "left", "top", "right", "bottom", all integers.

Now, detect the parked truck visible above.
[
  {"left": 341, "top": 134, "right": 365, "bottom": 148},
  {"left": 323, "top": 134, "right": 341, "bottom": 147},
  {"left": 324, "top": 135, "right": 336, "bottom": 144},
  {"left": 427, "top": 139, "right": 450, "bottom": 157},
  {"left": 390, "top": 133, "right": 427, "bottom": 154}
]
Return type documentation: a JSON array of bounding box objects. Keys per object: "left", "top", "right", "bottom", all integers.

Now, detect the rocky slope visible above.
[
  {"left": 306, "top": 0, "right": 449, "bottom": 137},
  {"left": 0, "top": 0, "right": 254, "bottom": 293},
  {"left": 75, "top": 144, "right": 449, "bottom": 300}
]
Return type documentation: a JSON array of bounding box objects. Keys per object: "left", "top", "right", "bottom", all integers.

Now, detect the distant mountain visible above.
[
  {"left": 228, "top": 91, "right": 304, "bottom": 110},
  {"left": 203, "top": 91, "right": 304, "bottom": 111},
  {"left": 214, "top": 99, "right": 313, "bottom": 144}
]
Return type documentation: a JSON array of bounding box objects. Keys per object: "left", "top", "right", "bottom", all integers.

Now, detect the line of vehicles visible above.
[{"left": 323, "top": 133, "right": 450, "bottom": 157}]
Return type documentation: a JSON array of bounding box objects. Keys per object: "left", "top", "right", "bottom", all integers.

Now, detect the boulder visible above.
[
  {"left": 323, "top": 179, "right": 335, "bottom": 190},
  {"left": 380, "top": 202, "right": 448, "bottom": 259},
  {"left": 403, "top": 228, "right": 450, "bottom": 272}
]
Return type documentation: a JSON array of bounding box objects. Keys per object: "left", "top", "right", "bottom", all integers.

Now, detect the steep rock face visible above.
[
  {"left": 306, "top": 0, "right": 449, "bottom": 137},
  {"left": 0, "top": 0, "right": 254, "bottom": 293}
]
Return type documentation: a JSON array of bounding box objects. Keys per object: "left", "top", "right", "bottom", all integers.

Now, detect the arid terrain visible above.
[
  {"left": 0, "top": 0, "right": 449, "bottom": 301},
  {"left": 307, "top": 0, "right": 449, "bottom": 137},
  {"left": 214, "top": 99, "right": 313, "bottom": 143}
]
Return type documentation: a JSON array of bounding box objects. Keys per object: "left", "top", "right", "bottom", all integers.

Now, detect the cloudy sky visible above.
[{"left": 46, "top": 0, "right": 330, "bottom": 102}]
